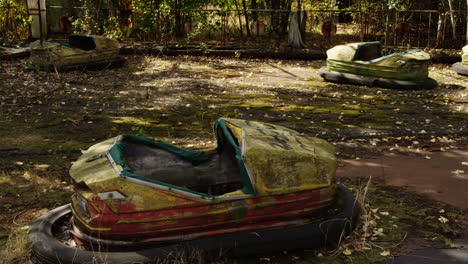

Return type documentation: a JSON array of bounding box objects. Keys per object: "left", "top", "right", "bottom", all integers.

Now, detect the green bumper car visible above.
[
  {"left": 29, "top": 34, "right": 124, "bottom": 71},
  {"left": 319, "top": 41, "right": 437, "bottom": 89},
  {"left": 451, "top": 45, "right": 468, "bottom": 76}
]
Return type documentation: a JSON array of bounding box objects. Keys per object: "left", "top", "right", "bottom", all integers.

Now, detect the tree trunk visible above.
[
  {"left": 436, "top": 13, "right": 446, "bottom": 48},
  {"left": 233, "top": 0, "right": 244, "bottom": 37},
  {"left": 174, "top": 0, "right": 184, "bottom": 37},
  {"left": 251, "top": 0, "right": 258, "bottom": 21},
  {"left": 271, "top": 0, "right": 280, "bottom": 36},
  {"left": 281, "top": 0, "right": 292, "bottom": 35},
  {"left": 384, "top": 11, "right": 390, "bottom": 47},
  {"left": 297, "top": 0, "right": 306, "bottom": 38},
  {"left": 447, "top": 0, "right": 456, "bottom": 39},
  {"left": 242, "top": 0, "right": 250, "bottom": 37},
  {"left": 288, "top": 11, "right": 306, "bottom": 48}
]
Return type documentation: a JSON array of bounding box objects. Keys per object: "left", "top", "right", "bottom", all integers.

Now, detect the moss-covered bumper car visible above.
[
  {"left": 319, "top": 41, "right": 437, "bottom": 89},
  {"left": 29, "top": 118, "right": 359, "bottom": 264},
  {"left": 29, "top": 34, "right": 124, "bottom": 71},
  {"left": 451, "top": 45, "right": 468, "bottom": 75}
]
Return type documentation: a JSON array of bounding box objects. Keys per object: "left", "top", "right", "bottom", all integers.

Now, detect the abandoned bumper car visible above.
[
  {"left": 451, "top": 45, "right": 468, "bottom": 75},
  {"left": 29, "top": 34, "right": 124, "bottom": 71},
  {"left": 319, "top": 41, "right": 438, "bottom": 89},
  {"left": 29, "top": 118, "right": 359, "bottom": 264}
]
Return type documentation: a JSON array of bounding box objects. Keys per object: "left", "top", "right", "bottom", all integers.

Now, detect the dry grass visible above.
[
  {"left": 0, "top": 229, "right": 30, "bottom": 264},
  {"left": 333, "top": 177, "right": 402, "bottom": 257},
  {"left": 0, "top": 171, "right": 12, "bottom": 185},
  {"left": 156, "top": 248, "right": 206, "bottom": 264}
]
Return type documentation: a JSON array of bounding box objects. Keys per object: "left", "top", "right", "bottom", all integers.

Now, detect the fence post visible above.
[
  {"left": 436, "top": 12, "right": 446, "bottom": 48},
  {"left": 37, "top": 0, "right": 43, "bottom": 43}
]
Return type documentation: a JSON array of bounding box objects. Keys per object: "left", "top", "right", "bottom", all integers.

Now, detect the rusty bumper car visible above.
[
  {"left": 29, "top": 118, "right": 359, "bottom": 263},
  {"left": 319, "top": 41, "right": 437, "bottom": 89},
  {"left": 29, "top": 34, "right": 124, "bottom": 71}
]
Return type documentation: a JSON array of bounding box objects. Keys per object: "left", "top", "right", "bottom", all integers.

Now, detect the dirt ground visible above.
[
  {"left": 0, "top": 55, "right": 467, "bottom": 263},
  {"left": 338, "top": 149, "right": 468, "bottom": 210}
]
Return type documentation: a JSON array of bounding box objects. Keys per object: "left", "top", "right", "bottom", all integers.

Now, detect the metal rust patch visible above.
[{"left": 228, "top": 200, "right": 248, "bottom": 223}]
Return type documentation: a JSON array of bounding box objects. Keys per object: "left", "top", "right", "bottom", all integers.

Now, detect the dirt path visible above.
[{"left": 338, "top": 149, "right": 468, "bottom": 209}]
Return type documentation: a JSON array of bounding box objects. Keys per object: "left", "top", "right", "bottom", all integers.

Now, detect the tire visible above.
[
  {"left": 319, "top": 67, "right": 438, "bottom": 90},
  {"left": 451, "top": 62, "right": 468, "bottom": 76},
  {"left": 29, "top": 185, "right": 359, "bottom": 264},
  {"left": 374, "top": 77, "right": 438, "bottom": 90},
  {"left": 37, "top": 56, "right": 126, "bottom": 72},
  {"left": 319, "top": 67, "right": 376, "bottom": 86}
]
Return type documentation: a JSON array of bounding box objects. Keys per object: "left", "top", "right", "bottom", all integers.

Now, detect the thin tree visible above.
[
  {"left": 447, "top": 0, "right": 457, "bottom": 39},
  {"left": 242, "top": 0, "right": 251, "bottom": 36},
  {"left": 233, "top": 0, "right": 244, "bottom": 37}
]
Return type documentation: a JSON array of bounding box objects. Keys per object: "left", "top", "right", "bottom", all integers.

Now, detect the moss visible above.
[
  {"left": 398, "top": 108, "right": 419, "bottom": 115},
  {"left": 112, "top": 116, "right": 171, "bottom": 128},
  {"left": 306, "top": 80, "right": 332, "bottom": 87},
  {"left": 0, "top": 229, "right": 8, "bottom": 247},
  {"left": 322, "top": 120, "right": 344, "bottom": 129},
  {"left": 341, "top": 109, "right": 362, "bottom": 116},
  {"left": 357, "top": 122, "right": 395, "bottom": 129},
  {"left": 440, "top": 112, "right": 468, "bottom": 120}
]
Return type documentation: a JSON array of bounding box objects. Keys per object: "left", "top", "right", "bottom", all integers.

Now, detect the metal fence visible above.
[{"left": 2, "top": 3, "right": 467, "bottom": 49}]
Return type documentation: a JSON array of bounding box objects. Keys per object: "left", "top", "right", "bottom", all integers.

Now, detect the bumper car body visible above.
[
  {"left": 29, "top": 118, "right": 359, "bottom": 263},
  {"left": 29, "top": 34, "right": 123, "bottom": 71},
  {"left": 451, "top": 45, "right": 468, "bottom": 75},
  {"left": 319, "top": 41, "right": 437, "bottom": 89}
]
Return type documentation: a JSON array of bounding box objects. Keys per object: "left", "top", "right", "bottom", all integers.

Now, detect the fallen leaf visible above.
[
  {"left": 438, "top": 216, "right": 449, "bottom": 224},
  {"left": 342, "top": 248, "right": 352, "bottom": 256},
  {"left": 353, "top": 244, "right": 364, "bottom": 252},
  {"left": 451, "top": 170, "right": 465, "bottom": 175},
  {"left": 373, "top": 228, "right": 384, "bottom": 236},
  {"left": 380, "top": 250, "right": 391, "bottom": 257},
  {"left": 462, "top": 162, "right": 468, "bottom": 166},
  {"left": 0, "top": 178, "right": 10, "bottom": 184}
]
